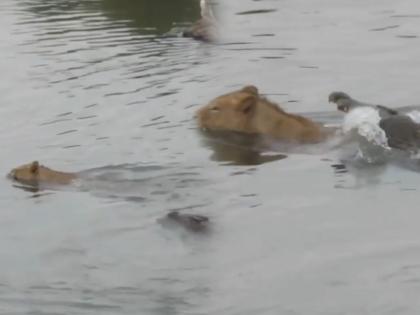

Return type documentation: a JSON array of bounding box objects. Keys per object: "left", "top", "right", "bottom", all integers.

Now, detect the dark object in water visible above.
[
  {"left": 161, "top": 211, "right": 210, "bottom": 232},
  {"left": 328, "top": 91, "right": 399, "bottom": 118}
]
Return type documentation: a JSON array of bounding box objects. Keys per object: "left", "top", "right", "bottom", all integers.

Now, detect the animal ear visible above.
[
  {"left": 237, "top": 96, "right": 257, "bottom": 115},
  {"left": 241, "top": 85, "right": 258, "bottom": 95},
  {"left": 30, "top": 161, "right": 39, "bottom": 174}
]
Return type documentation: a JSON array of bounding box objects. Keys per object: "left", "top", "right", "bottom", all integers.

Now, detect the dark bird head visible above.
[
  {"left": 328, "top": 92, "right": 354, "bottom": 113},
  {"left": 328, "top": 91, "right": 351, "bottom": 103}
]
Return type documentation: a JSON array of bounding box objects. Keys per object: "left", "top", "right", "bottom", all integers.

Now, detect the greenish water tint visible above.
[
  {"left": 2, "top": 0, "right": 420, "bottom": 314},
  {"left": 20, "top": 0, "right": 201, "bottom": 34}
]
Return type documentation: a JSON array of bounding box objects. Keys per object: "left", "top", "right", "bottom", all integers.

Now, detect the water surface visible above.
[{"left": 2, "top": 0, "right": 420, "bottom": 314}]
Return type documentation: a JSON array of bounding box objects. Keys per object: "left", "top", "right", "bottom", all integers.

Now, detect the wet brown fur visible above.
[
  {"left": 8, "top": 161, "right": 77, "bottom": 186},
  {"left": 197, "top": 85, "right": 330, "bottom": 143}
]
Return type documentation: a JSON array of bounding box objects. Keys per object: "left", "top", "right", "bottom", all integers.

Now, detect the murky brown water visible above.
[{"left": 2, "top": 0, "right": 420, "bottom": 314}]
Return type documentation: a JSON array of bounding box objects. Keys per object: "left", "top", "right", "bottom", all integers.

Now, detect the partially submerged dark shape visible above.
[{"left": 160, "top": 211, "right": 210, "bottom": 232}]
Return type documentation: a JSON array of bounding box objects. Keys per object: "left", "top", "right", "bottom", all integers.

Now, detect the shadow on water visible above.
[
  {"left": 330, "top": 161, "right": 388, "bottom": 189},
  {"left": 198, "top": 129, "right": 287, "bottom": 166},
  {"left": 20, "top": 0, "right": 201, "bottom": 35}
]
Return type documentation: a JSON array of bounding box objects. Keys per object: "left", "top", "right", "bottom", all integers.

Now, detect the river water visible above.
[{"left": 2, "top": 0, "right": 420, "bottom": 314}]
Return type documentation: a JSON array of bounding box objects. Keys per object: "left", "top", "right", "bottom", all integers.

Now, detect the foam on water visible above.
[
  {"left": 406, "top": 110, "right": 420, "bottom": 124},
  {"left": 342, "top": 107, "right": 389, "bottom": 149}
]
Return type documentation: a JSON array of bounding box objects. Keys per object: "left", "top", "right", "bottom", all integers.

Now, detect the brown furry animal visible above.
[
  {"left": 8, "top": 161, "right": 77, "bottom": 186},
  {"left": 197, "top": 85, "right": 330, "bottom": 143}
]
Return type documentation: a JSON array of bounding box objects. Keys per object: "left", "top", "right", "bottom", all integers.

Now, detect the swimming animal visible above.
[
  {"left": 197, "top": 85, "right": 332, "bottom": 143},
  {"left": 8, "top": 161, "right": 77, "bottom": 186}
]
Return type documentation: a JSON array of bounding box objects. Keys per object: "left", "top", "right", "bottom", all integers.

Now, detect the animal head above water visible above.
[
  {"left": 8, "top": 161, "right": 76, "bottom": 186},
  {"left": 197, "top": 85, "right": 327, "bottom": 143},
  {"left": 197, "top": 85, "right": 261, "bottom": 132}
]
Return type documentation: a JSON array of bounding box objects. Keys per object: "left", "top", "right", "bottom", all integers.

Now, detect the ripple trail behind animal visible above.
[{"left": 77, "top": 163, "right": 214, "bottom": 205}]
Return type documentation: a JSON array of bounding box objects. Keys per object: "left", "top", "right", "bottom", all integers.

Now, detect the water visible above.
[{"left": 2, "top": 0, "right": 420, "bottom": 314}]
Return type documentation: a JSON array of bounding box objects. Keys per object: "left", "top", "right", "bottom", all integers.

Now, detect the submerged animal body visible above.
[
  {"left": 197, "top": 85, "right": 330, "bottom": 143},
  {"left": 329, "top": 91, "right": 420, "bottom": 152},
  {"left": 8, "top": 161, "right": 77, "bottom": 186},
  {"left": 159, "top": 211, "right": 210, "bottom": 232}
]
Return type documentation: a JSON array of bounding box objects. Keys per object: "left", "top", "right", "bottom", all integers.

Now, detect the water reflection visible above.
[
  {"left": 20, "top": 0, "right": 201, "bottom": 35},
  {"left": 329, "top": 154, "right": 402, "bottom": 189},
  {"left": 100, "top": 0, "right": 203, "bottom": 35},
  {"left": 331, "top": 163, "right": 348, "bottom": 175},
  {"left": 199, "top": 130, "right": 287, "bottom": 165}
]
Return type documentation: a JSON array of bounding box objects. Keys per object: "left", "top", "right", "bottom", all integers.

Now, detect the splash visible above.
[
  {"left": 342, "top": 106, "right": 390, "bottom": 149},
  {"left": 406, "top": 110, "right": 420, "bottom": 124}
]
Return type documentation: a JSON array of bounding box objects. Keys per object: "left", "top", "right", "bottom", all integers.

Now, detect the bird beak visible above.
[{"left": 337, "top": 104, "right": 349, "bottom": 113}]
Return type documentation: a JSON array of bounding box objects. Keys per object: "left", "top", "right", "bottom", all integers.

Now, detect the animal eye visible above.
[
  {"left": 338, "top": 104, "right": 349, "bottom": 113},
  {"left": 210, "top": 106, "right": 220, "bottom": 113}
]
